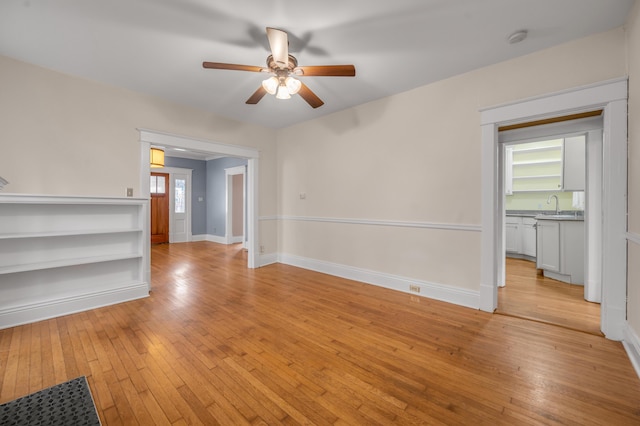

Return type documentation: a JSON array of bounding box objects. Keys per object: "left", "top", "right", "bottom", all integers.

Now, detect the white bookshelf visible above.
[{"left": 0, "top": 194, "right": 149, "bottom": 329}]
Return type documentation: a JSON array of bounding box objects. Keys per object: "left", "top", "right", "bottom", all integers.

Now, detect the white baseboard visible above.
[
  {"left": 192, "top": 234, "right": 227, "bottom": 244},
  {"left": 229, "top": 236, "right": 244, "bottom": 244},
  {"left": 0, "top": 283, "right": 149, "bottom": 330},
  {"left": 278, "top": 253, "right": 479, "bottom": 309},
  {"left": 623, "top": 322, "right": 640, "bottom": 379},
  {"left": 259, "top": 253, "right": 278, "bottom": 267}
]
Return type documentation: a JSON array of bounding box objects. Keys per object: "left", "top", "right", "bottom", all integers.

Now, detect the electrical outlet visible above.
[
  {"left": 409, "top": 285, "right": 421, "bottom": 293},
  {"left": 126, "top": 188, "right": 133, "bottom": 197},
  {"left": 260, "top": 245, "right": 265, "bottom": 254}
]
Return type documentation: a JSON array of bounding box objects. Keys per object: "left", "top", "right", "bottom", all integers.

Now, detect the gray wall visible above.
[
  {"left": 206, "top": 157, "right": 247, "bottom": 237},
  {"left": 164, "top": 156, "right": 207, "bottom": 236}
]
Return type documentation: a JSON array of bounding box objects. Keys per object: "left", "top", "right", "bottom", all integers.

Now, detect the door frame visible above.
[
  {"left": 479, "top": 78, "right": 628, "bottom": 340},
  {"left": 225, "top": 165, "right": 246, "bottom": 245},
  {"left": 138, "top": 129, "right": 260, "bottom": 284},
  {"left": 152, "top": 166, "right": 193, "bottom": 243}
]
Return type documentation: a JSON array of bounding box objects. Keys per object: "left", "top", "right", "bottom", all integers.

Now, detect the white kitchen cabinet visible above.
[
  {"left": 505, "top": 216, "right": 521, "bottom": 254},
  {"left": 562, "top": 135, "right": 586, "bottom": 191},
  {"left": 506, "top": 216, "right": 537, "bottom": 259},
  {"left": 0, "top": 194, "right": 150, "bottom": 329},
  {"left": 521, "top": 218, "right": 537, "bottom": 257},
  {"left": 536, "top": 218, "right": 584, "bottom": 284},
  {"left": 536, "top": 220, "right": 560, "bottom": 272}
]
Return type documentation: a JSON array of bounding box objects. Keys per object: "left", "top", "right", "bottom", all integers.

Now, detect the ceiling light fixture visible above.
[
  {"left": 507, "top": 30, "right": 528, "bottom": 44},
  {"left": 262, "top": 74, "right": 302, "bottom": 100},
  {"left": 150, "top": 147, "right": 165, "bottom": 168}
]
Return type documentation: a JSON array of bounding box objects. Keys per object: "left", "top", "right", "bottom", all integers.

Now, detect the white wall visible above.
[
  {"left": 626, "top": 1, "right": 640, "bottom": 336},
  {"left": 277, "top": 28, "right": 627, "bottom": 303},
  {"left": 0, "top": 54, "right": 278, "bottom": 254}
]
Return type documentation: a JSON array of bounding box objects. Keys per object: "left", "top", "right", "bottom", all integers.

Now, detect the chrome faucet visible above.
[{"left": 547, "top": 194, "right": 559, "bottom": 214}]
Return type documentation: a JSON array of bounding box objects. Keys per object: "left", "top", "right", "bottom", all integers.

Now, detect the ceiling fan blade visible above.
[
  {"left": 203, "top": 62, "right": 264, "bottom": 73},
  {"left": 246, "top": 86, "right": 267, "bottom": 105},
  {"left": 295, "top": 65, "right": 356, "bottom": 77},
  {"left": 297, "top": 82, "right": 324, "bottom": 108},
  {"left": 266, "top": 27, "right": 289, "bottom": 68}
]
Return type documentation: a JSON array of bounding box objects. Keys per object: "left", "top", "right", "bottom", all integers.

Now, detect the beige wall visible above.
[
  {"left": 277, "top": 28, "right": 627, "bottom": 295},
  {"left": 0, "top": 54, "right": 278, "bottom": 252},
  {"left": 626, "top": 1, "right": 640, "bottom": 334}
]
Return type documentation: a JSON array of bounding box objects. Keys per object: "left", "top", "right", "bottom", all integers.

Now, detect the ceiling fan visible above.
[{"left": 203, "top": 27, "right": 356, "bottom": 108}]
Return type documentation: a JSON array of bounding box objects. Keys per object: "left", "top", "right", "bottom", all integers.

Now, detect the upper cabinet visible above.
[
  {"left": 562, "top": 135, "right": 586, "bottom": 191},
  {"left": 505, "top": 135, "right": 586, "bottom": 193}
]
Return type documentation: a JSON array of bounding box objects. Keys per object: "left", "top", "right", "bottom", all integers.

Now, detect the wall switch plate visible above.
[{"left": 126, "top": 188, "right": 133, "bottom": 197}]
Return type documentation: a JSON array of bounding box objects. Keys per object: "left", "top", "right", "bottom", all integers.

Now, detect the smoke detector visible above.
[{"left": 507, "top": 30, "right": 528, "bottom": 44}]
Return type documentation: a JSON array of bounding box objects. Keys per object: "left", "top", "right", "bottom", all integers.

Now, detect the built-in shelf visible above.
[
  {"left": 0, "top": 194, "right": 149, "bottom": 329},
  {"left": 0, "top": 228, "right": 143, "bottom": 240},
  {"left": 512, "top": 174, "right": 562, "bottom": 180},
  {"left": 0, "top": 252, "right": 143, "bottom": 275},
  {"left": 512, "top": 159, "right": 562, "bottom": 166}
]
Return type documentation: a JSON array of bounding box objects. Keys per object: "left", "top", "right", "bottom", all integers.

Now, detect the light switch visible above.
[{"left": 126, "top": 188, "right": 133, "bottom": 197}]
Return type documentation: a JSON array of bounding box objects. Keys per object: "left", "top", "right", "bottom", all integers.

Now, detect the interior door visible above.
[
  {"left": 150, "top": 172, "right": 169, "bottom": 244},
  {"left": 172, "top": 173, "right": 189, "bottom": 243}
]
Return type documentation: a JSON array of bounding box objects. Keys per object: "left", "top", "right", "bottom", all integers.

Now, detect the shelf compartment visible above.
[
  {"left": 0, "top": 252, "right": 142, "bottom": 275},
  {"left": 0, "top": 228, "right": 143, "bottom": 240}
]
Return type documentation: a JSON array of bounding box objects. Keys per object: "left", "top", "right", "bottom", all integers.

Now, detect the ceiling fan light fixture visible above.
[
  {"left": 261, "top": 76, "right": 279, "bottom": 95},
  {"left": 276, "top": 84, "right": 291, "bottom": 100},
  {"left": 285, "top": 77, "right": 301, "bottom": 95}
]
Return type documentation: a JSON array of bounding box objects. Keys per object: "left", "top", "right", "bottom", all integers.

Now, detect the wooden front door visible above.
[{"left": 150, "top": 172, "right": 169, "bottom": 244}]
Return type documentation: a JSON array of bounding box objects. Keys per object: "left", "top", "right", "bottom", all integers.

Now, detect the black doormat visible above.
[{"left": 0, "top": 376, "right": 101, "bottom": 426}]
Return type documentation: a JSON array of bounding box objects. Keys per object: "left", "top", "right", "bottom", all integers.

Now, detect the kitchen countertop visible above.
[{"left": 507, "top": 210, "right": 584, "bottom": 221}]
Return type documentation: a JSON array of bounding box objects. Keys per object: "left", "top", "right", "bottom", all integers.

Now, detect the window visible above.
[
  {"left": 150, "top": 175, "right": 166, "bottom": 194},
  {"left": 175, "top": 178, "right": 186, "bottom": 213}
]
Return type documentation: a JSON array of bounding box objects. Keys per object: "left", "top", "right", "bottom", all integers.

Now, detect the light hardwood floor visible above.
[
  {"left": 1, "top": 242, "right": 639, "bottom": 424},
  {"left": 498, "top": 257, "right": 601, "bottom": 335}
]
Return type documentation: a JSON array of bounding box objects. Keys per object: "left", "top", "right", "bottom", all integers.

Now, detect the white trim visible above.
[
  {"left": 279, "top": 215, "right": 481, "bottom": 232},
  {"left": 139, "top": 129, "right": 260, "bottom": 269},
  {"left": 190, "top": 234, "right": 228, "bottom": 244},
  {"left": 0, "top": 284, "right": 149, "bottom": 330},
  {"left": 627, "top": 231, "right": 640, "bottom": 246},
  {"left": 480, "top": 77, "right": 627, "bottom": 125},
  {"left": 259, "top": 216, "right": 278, "bottom": 221},
  {"left": 279, "top": 253, "right": 480, "bottom": 309},
  {"left": 259, "top": 253, "right": 278, "bottom": 267},
  {"left": 479, "top": 78, "right": 628, "bottom": 341},
  {"left": 139, "top": 129, "right": 259, "bottom": 159},
  {"left": 623, "top": 323, "right": 640, "bottom": 380}
]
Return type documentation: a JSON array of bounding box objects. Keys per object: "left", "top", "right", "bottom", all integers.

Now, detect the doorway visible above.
[
  {"left": 479, "top": 78, "right": 628, "bottom": 340},
  {"left": 226, "top": 165, "right": 246, "bottom": 245},
  {"left": 138, "top": 129, "right": 261, "bottom": 290},
  {"left": 496, "top": 119, "right": 603, "bottom": 334}
]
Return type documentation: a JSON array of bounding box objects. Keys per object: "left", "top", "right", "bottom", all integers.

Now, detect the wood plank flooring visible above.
[
  {"left": 498, "top": 258, "right": 601, "bottom": 335},
  {"left": 1, "top": 242, "right": 640, "bottom": 425}
]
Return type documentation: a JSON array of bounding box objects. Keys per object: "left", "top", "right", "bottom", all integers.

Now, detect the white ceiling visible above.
[{"left": 0, "top": 0, "right": 634, "bottom": 130}]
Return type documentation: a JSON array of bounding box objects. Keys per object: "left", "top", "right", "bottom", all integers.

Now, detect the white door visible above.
[{"left": 171, "top": 173, "right": 190, "bottom": 243}]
